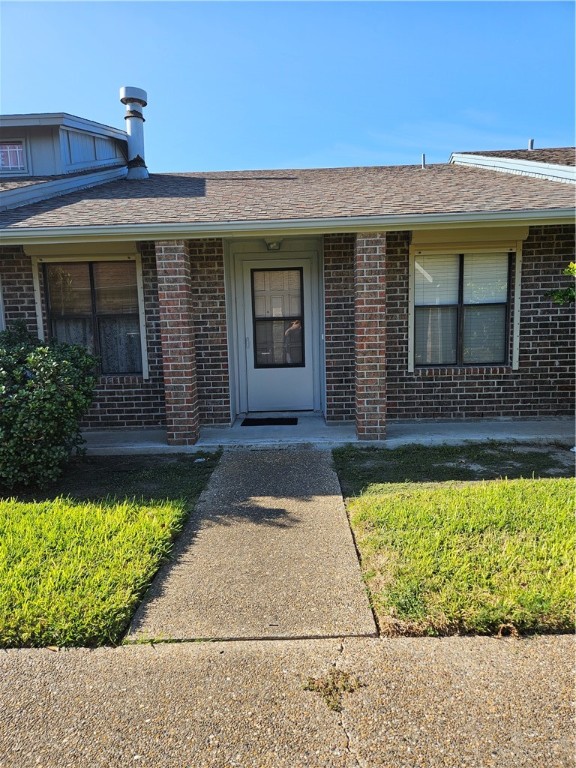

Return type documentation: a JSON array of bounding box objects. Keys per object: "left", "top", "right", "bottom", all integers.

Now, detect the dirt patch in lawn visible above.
[{"left": 333, "top": 442, "right": 574, "bottom": 498}]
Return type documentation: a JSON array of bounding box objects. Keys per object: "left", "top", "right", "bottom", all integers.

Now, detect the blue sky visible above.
[{"left": 1, "top": 1, "right": 574, "bottom": 172}]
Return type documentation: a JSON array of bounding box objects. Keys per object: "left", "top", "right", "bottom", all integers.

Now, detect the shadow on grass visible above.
[
  {"left": 333, "top": 441, "right": 575, "bottom": 497},
  {"left": 0, "top": 453, "right": 221, "bottom": 507}
]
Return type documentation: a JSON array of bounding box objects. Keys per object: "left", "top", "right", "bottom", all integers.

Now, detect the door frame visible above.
[{"left": 225, "top": 237, "right": 324, "bottom": 417}]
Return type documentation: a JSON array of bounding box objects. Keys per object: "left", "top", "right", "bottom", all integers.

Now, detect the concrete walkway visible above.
[
  {"left": 82, "top": 416, "right": 574, "bottom": 454},
  {"left": 1, "top": 636, "right": 572, "bottom": 767},
  {"left": 1, "top": 445, "right": 573, "bottom": 766},
  {"left": 127, "top": 447, "right": 376, "bottom": 642}
]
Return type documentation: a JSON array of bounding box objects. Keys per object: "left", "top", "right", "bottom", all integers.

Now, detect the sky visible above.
[{"left": 1, "top": 1, "right": 574, "bottom": 172}]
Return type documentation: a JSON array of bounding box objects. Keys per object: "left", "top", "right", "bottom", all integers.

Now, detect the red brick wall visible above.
[
  {"left": 189, "top": 239, "right": 231, "bottom": 425},
  {"left": 156, "top": 240, "right": 199, "bottom": 445},
  {"left": 82, "top": 242, "right": 166, "bottom": 429},
  {"left": 385, "top": 225, "right": 575, "bottom": 419},
  {"left": 323, "top": 234, "right": 356, "bottom": 421},
  {"left": 0, "top": 246, "right": 40, "bottom": 335},
  {"left": 355, "top": 233, "right": 387, "bottom": 439}
]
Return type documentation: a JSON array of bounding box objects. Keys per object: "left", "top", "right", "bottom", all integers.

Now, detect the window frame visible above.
[
  {"left": 31, "top": 253, "right": 149, "bottom": 379},
  {"left": 250, "top": 266, "right": 306, "bottom": 369},
  {"left": 408, "top": 243, "right": 522, "bottom": 372},
  {"left": 0, "top": 139, "right": 28, "bottom": 175}
]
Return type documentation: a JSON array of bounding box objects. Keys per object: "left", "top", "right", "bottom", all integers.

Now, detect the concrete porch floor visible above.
[{"left": 82, "top": 413, "right": 575, "bottom": 455}]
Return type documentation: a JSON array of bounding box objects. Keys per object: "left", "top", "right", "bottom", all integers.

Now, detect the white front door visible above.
[{"left": 233, "top": 245, "right": 320, "bottom": 413}]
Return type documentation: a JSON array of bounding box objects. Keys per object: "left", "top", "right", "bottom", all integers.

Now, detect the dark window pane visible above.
[
  {"left": 51, "top": 317, "right": 94, "bottom": 351},
  {"left": 94, "top": 262, "right": 138, "bottom": 314},
  {"left": 47, "top": 264, "right": 92, "bottom": 315},
  {"left": 255, "top": 319, "right": 303, "bottom": 367},
  {"left": 98, "top": 315, "right": 142, "bottom": 373},
  {"left": 463, "top": 305, "right": 506, "bottom": 363},
  {"left": 415, "top": 306, "right": 457, "bottom": 365}
]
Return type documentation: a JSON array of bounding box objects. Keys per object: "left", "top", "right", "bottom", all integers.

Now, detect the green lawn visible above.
[
  {"left": 0, "top": 454, "right": 219, "bottom": 648},
  {"left": 334, "top": 443, "right": 575, "bottom": 636}
]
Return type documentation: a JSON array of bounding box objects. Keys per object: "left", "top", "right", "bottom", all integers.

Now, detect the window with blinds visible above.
[
  {"left": 414, "top": 252, "right": 511, "bottom": 366},
  {"left": 45, "top": 261, "right": 142, "bottom": 374}
]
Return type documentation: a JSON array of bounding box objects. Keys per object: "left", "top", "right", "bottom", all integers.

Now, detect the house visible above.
[{"left": 1, "top": 87, "right": 574, "bottom": 445}]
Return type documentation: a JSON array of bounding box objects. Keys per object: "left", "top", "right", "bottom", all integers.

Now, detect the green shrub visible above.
[{"left": 0, "top": 323, "right": 96, "bottom": 488}]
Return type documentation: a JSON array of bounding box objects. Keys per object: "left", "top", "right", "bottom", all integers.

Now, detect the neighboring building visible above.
[{"left": 1, "top": 88, "right": 574, "bottom": 444}]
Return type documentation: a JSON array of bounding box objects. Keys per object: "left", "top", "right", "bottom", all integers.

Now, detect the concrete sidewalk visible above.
[
  {"left": 127, "top": 447, "right": 376, "bottom": 642},
  {"left": 1, "top": 636, "right": 572, "bottom": 767},
  {"left": 82, "top": 416, "right": 575, "bottom": 454}
]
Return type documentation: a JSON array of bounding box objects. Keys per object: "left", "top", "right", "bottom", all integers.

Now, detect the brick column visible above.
[
  {"left": 155, "top": 240, "right": 199, "bottom": 445},
  {"left": 324, "top": 234, "right": 356, "bottom": 421},
  {"left": 354, "top": 233, "right": 387, "bottom": 440}
]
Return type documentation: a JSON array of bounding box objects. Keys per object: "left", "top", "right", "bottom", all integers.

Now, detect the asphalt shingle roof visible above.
[{"left": 0, "top": 162, "right": 574, "bottom": 231}]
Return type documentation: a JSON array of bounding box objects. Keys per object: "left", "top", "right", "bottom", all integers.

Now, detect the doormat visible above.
[{"left": 241, "top": 417, "right": 298, "bottom": 427}]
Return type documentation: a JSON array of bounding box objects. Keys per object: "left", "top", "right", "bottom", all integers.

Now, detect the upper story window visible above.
[
  {"left": 414, "top": 252, "right": 511, "bottom": 366},
  {"left": 0, "top": 141, "right": 26, "bottom": 173},
  {"left": 45, "top": 261, "right": 143, "bottom": 375}
]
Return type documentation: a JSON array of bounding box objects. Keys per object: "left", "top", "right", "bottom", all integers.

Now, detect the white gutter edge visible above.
[
  {"left": 0, "top": 207, "right": 574, "bottom": 245},
  {"left": 450, "top": 153, "right": 576, "bottom": 183},
  {"left": 0, "top": 166, "right": 128, "bottom": 212}
]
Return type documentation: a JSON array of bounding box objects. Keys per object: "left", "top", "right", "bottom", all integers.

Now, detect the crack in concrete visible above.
[{"left": 333, "top": 638, "right": 364, "bottom": 768}]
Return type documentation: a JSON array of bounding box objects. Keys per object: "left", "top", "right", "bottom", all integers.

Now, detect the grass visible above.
[
  {"left": 0, "top": 453, "right": 219, "bottom": 648},
  {"left": 334, "top": 443, "right": 575, "bottom": 636}
]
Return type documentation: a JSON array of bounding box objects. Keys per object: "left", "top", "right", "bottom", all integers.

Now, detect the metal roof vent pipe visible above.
[{"left": 119, "top": 86, "right": 149, "bottom": 179}]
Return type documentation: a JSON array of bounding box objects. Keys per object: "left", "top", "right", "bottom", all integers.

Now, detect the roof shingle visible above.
[{"left": 1, "top": 162, "right": 574, "bottom": 231}]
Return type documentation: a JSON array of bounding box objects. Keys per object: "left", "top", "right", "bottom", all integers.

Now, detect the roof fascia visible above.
[
  {"left": 0, "top": 113, "right": 127, "bottom": 140},
  {"left": 450, "top": 153, "right": 576, "bottom": 183},
  {"left": 1, "top": 208, "right": 574, "bottom": 245},
  {"left": 0, "top": 167, "right": 128, "bottom": 212}
]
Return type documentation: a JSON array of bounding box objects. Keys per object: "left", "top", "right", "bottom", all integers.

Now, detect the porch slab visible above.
[
  {"left": 82, "top": 415, "right": 574, "bottom": 454},
  {"left": 126, "top": 447, "right": 377, "bottom": 641}
]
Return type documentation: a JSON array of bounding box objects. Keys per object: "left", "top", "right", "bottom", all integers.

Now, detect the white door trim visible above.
[{"left": 226, "top": 238, "right": 323, "bottom": 416}]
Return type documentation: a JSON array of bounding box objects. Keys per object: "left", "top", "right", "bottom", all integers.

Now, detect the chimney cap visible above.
[{"left": 120, "top": 86, "right": 148, "bottom": 107}]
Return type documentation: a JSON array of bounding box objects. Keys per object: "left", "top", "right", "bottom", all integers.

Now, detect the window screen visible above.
[{"left": 414, "top": 252, "right": 510, "bottom": 366}]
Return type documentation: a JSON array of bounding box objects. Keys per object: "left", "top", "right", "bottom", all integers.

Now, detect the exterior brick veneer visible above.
[
  {"left": 385, "top": 225, "right": 575, "bottom": 419},
  {"left": 83, "top": 242, "right": 166, "bottom": 429},
  {"left": 1, "top": 224, "right": 573, "bottom": 440},
  {"left": 155, "top": 240, "right": 199, "bottom": 445},
  {"left": 323, "top": 234, "right": 356, "bottom": 421},
  {"left": 0, "top": 246, "right": 39, "bottom": 335},
  {"left": 189, "top": 239, "right": 231, "bottom": 425},
  {"left": 355, "top": 233, "right": 387, "bottom": 439}
]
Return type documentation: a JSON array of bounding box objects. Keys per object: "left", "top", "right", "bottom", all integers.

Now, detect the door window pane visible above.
[
  {"left": 252, "top": 269, "right": 304, "bottom": 368},
  {"left": 415, "top": 306, "right": 457, "bottom": 365},
  {"left": 255, "top": 319, "right": 303, "bottom": 366},
  {"left": 252, "top": 269, "right": 301, "bottom": 318},
  {"left": 463, "top": 305, "right": 507, "bottom": 363}
]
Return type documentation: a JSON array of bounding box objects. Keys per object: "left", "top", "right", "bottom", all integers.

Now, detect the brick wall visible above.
[
  {"left": 0, "top": 246, "right": 39, "bottom": 335},
  {"left": 385, "top": 225, "right": 575, "bottom": 419},
  {"left": 323, "top": 234, "right": 356, "bottom": 421},
  {"left": 189, "top": 239, "right": 231, "bottom": 425},
  {"left": 156, "top": 240, "right": 199, "bottom": 445},
  {"left": 355, "top": 233, "right": 387, "bottom": 439},
  {"left": 82, "top": 242, "right": 166, "bottom": 429}
]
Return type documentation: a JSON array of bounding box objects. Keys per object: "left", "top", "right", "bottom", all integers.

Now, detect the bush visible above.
[{"left": 0, "top": 323, "right": 96, "bottom": 488}]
